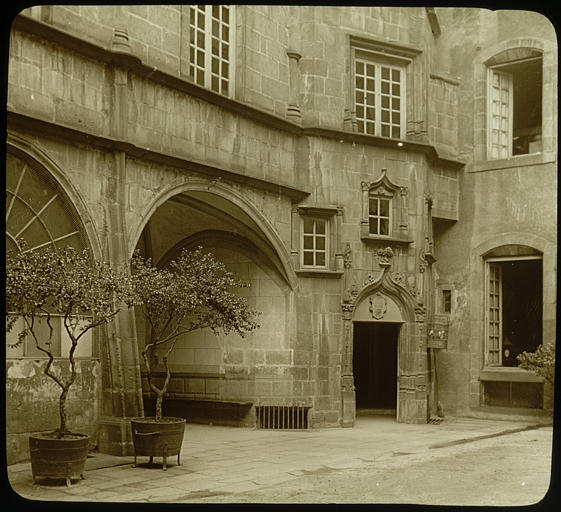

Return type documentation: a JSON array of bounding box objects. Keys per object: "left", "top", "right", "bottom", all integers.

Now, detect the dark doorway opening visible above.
[
  {"left": 353, "top": 322, "right": 399, "bottom": 414},
  {"left": 501, "top": 259, "right": 542, "bottom": 366}
]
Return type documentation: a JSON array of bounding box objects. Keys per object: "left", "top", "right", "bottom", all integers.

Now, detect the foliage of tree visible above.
[
  {"left": 5, "top": 244, "right": 135, "bottom": 437},
  {"left": 517, "top": 343, "right": 556, "bottom": 384},
  {"left": 130, "top": 246, "right": 260, "bottom": 421}
]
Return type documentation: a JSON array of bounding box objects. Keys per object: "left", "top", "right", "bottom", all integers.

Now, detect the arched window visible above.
[
  {"left": 6, "top": 150, "right": 92, "bottom": 358},
  {"left": 6, "top": 152, "right": 86, "bottom": 255}
]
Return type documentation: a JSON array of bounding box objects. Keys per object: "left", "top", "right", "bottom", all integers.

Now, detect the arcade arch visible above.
[{"left": 131, "top": 185, "right": 295, "bottom": 406}]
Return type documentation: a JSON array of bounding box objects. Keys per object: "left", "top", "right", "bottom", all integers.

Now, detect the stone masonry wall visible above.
[
  {"left": 431, "top": 9, "right": 557, "bottom": 415},
  {"left": 6, "top": 359, "right": 101, "bottom": 464}
]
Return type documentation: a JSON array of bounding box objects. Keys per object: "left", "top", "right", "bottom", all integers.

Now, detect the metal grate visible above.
[{"left": 256, "top": 404, "right": 310, "bottom": 430}]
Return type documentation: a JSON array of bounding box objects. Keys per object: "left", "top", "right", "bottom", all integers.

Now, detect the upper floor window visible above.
[
  {"left": 188, "top": 5, "right": 234, "bottom": 96},
  {"left": 302, "top": 217, "right": 328, "bottom": 269},
  {"left": 360, "top": 168, "right": 411, "bottom": 244},
  {"left": 487, "top": 56, "right": 542, "bottom": 159},
  {"left": 368, "top": 196, "right": 391, "bottom": 236},
  {"left": 354, "top": 57, "right": 405, "bottom": 138},
  {"left": 349, "top": 36, "right": 420, "bottom": 139},
  {"left": 293, "top": 205, "right": 343, "bottom": 276}
]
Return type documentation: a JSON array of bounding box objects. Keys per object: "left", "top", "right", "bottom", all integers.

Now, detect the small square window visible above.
[
  {"left": 301, "top": 217, "right": 328, "bottom": 269},
  {"left": 368, "top": 197, "right": 391, "bottom": 236}
]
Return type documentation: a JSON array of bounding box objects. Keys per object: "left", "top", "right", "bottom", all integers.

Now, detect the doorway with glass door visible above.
[{"left": 353, "top": 322, "right": 399, "bottom": 417}]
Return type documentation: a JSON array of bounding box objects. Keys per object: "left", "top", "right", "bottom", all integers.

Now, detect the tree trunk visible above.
[
  {"left": 59, "top": 387, "right": 68, "bottom": 437},
  {"left": 155, "top": 390, "right": 164, "bottom": 421}
]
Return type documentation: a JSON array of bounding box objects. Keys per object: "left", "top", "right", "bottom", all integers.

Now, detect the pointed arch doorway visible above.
[{"left": 341, "top": 262, "right": 429, "bottom": 426}]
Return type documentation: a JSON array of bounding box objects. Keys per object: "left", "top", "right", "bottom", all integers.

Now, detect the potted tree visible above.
[
  {"left": 5, "top": 244, "right": 134, "bottom": 486},
  {"left": 129, "top": 246, "right": 259, "bottom": 470}
]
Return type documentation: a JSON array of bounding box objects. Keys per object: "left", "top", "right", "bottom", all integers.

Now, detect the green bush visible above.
[
  {"left": 131, "top": 246, "right": 260, "bottom": 421},
  {"left": 517, "top": 343, "right": 556, "bottom": 384}
]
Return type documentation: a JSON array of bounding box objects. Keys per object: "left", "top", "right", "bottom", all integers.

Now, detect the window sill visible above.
[
  {"left": 360, "top": 235, "right": 413, "bottom": 246},
  {"left": 295, "top": 269, "right": 344, "bottom": 279},
  {"left": 471, "top": 152, "right": 556, "bottom": 173},
  {"left": 480, "top": 367, "right": 544, "bottom": 383}
]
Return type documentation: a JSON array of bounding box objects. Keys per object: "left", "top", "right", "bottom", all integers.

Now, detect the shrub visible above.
[
  {"left": 517, "top": 343, "right": 556, "bottom": 384},
  {"left": 6, "top": 244, "right": 134, "bottom": 437},
  {"left": 130, "top": 246, "right": 259, "bottom": 421}
]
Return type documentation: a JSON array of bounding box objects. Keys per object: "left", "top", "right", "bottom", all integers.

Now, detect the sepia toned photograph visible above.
[{"left": 5, "top": 4, "right": 556, "bottom": 506}]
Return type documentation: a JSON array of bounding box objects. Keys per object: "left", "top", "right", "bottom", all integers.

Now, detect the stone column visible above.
[
  {"left": 286, "top": 10, "right": 302, "bottom": 125},
  {"left": 286, "top": 50, "right": 302, "bottom": 124},
  {"left": 334, "top": 207, "right": 344, "bottom": 271},
  {"left": 399, "top": 186, "right": 409, "bottom": 235},
  {"left": 98, "top": 11, "right": 145, "bottom": 455},
  {"left": 98, "top": 150, "right": 145, "bottom": 456},
  {"left": 340, "top": 306, "right": 355, "bottom": 427}
]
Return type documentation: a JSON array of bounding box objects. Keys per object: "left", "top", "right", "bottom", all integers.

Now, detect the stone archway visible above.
[
  {"left": 340, "top": 255, "right": 429, "bottom": 426},
  {"left": 129, "top": 182, "right": 298, "bottom": 424},
  {"left": 128, "top": 179, "right": 297, "bottom": 290}
]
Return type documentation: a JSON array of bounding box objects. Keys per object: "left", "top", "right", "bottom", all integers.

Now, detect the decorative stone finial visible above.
[{"left": 377, "top": 246, "right": 394, "bottom": 267}]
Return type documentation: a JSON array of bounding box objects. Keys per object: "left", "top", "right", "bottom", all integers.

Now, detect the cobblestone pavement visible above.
[{"left": 7, "top": 416, "right": 553, "bottom": 505}]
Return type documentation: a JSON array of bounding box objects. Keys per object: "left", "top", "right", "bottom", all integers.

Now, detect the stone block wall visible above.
[
  {"left": 431, "top": 168, "right": 459, "bottom": 221},
  {"left": 17, "top": 5, "right": 465, "bottom": 161},
  {"left": 7, "top": 30, "right": 112, "bottom": 137},
  {"left": 126, "top": 77, "right": 299, "bottom": 186},
  {"left": 9, "top": 6, "right": 555, "bottom": 446},
  {"left": 6, "top": 359, "right": 101, "bottom": 464},
  {"left": 240, "top": 5, "right": 290, "bottom": 116},
  {"left": 430, "top": 8, "right": 557, "bottom": 416},
  {"left": 428, "top": 75, "right": 459, "bottom": 158}
]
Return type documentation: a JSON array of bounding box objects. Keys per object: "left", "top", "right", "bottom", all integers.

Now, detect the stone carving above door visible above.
[
  {"left": 369, "top": 292, "right": 388, "bottom": 319},
  {"left": 376, "top": 246, "right": 394, "bottom": 267}
]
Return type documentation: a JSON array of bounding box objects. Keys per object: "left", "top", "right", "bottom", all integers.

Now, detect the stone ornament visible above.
[
  {"left": 343, "top": 243, "right": 352, "bottom": 269},
  {"left": 377, "top": 246, "right": 394, "bottom": 267},
  {"left": 369, "top": 292, "right": 388, "bottom": 319}
]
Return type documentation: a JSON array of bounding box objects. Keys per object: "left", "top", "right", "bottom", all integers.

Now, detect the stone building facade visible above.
[{"left": 6, "top": 6, "right": 556, "bottom": 463}]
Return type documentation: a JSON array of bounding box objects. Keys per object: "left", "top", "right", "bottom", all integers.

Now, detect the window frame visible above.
[
  {"left": 483, "top": 255, "right": 543, "bottom": 368},
  {"left": 368, "top": 194, "right": 392, "bottom": 237},
  {"left": 359, "top": 169, "right": 412, "bottom": 245},
  {"left": 485, "top": 55, "right": 543, "bottom": 161},
  {"left": 487, "top": 66, "right": 514, "bottom": 160},
  {"left": 185, "top": 5, "right": 235, "bottom": 97},
  {"left": 293, "top": 205, "right": 343, "bottom": 277},
  {"left": 301, "top": 216, "right": 329, "bottom": 269},
  {"left": 441, "top": 288, "right": 452, "bottom": 315},
  {"left": 352, "top": 49, "right": 407, "bottom": 139}
]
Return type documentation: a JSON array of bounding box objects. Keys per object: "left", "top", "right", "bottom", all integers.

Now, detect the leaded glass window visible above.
[{"left": 188, "top": 5, "right": 233, "bottom": 96}]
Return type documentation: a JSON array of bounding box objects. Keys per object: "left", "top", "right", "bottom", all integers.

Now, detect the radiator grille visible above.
[{"left": 256, "top": 404, "right": 310, "bottom": 430}]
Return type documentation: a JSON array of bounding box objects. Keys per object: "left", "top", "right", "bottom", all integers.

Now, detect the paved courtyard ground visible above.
[{"left": 7, "top": 415, "right": 555, "bottom": 506}]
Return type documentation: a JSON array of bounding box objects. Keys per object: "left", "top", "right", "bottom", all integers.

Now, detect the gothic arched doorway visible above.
[{"left": 341, "top": 264, "right": 429, "bottom": 426}]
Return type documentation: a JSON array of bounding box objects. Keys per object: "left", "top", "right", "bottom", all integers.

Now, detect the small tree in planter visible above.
[
  {"left": 517, "top": 343, "right": 556, "bottom": 385},
  {"left": 129, "top": 246, "right": 259, "bottom": 469},
  {"left": 5, "top": 244, "right": 134, "bottom": 485}
]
